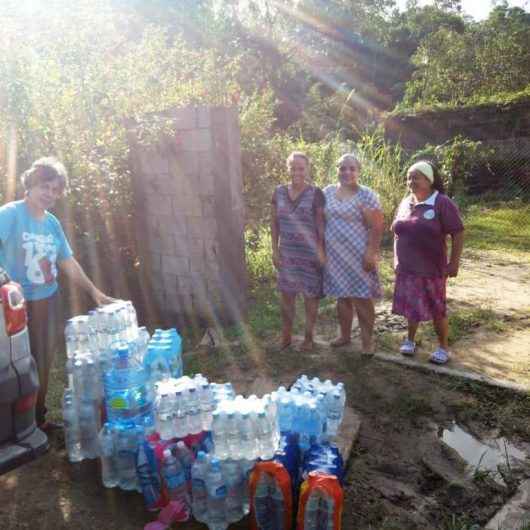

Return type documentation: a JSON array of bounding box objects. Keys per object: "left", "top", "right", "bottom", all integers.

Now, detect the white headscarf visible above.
[{"left": 407, "top": 161, "right": 434, "bottom": 184}]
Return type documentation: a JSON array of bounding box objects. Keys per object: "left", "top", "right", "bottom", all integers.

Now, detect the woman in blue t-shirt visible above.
[{"left": 0, "top": 157, "right": 114, "bottom": 430}]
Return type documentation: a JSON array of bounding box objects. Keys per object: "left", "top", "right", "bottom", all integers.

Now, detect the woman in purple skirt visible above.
[
  {"left": 271, "top": 152, "right": 326, "bottom": 351},
  {"left": 391, "top": 161, "right": 464, "bottom": 364}
]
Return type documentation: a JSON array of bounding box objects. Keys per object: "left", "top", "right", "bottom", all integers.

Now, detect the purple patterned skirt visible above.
[{"left": 392, "top": 273, "right": 447, "bottom": 322}]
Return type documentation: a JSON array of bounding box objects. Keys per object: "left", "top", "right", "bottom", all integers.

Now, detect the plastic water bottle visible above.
[
  {"left": 187, "top": 387, "right": 202, "bottom": 434},
  {"left": 271, "top": 480, "right": 285, "bottom": 530},
  {"left": 98, "top": 423, "right": 118, "bottom": 488},
  {"left": 156, "top": 393, "right": 174, "bottom": 441},
  {"left": 104, "top": 343, "right": 151, "bottom": 425},
  {"left": 191, "top": 451, "right": 209, "bottom": 522},
  {"left": 212, "top": 411, "right": 229, "bottom": 459},
  {"left": 225, "top": 412, "right": 240, "bottom": 457},
  {"left": 256, "top": 411, "right": 274, "bottom": 460},
  {"left": 162, "top": 449, "right": 190, "bottom": 515},
  {"left": 115, "top": 423, "right": 139, "bottom": 491},
  {"left": 240, "top": 412, "right": 256, "bottom": 460},
  {"left": 174, "top": 390, "right": 189, "bottom": 438},
  {"left": 223, "top": 459, "right": 244, "bottom": 523},
  {"left": 206, "top": 457, "right": 227, "bottom": 530},
  {"left": 254, "top": 473, "right": 271, "bottom": 530},
  {"left": 62, "top": 391, "right": 82, "bottom": 463},
  {"left": 136, "top": 441, "right": 161, "bottom": 510},
  {"left": 279, "top": 397, "right": 294, "bottom": 433},
  {"left": 79, "top": 399, "right": 99, "bottom": 459},
  {"left": 241, "top": 459, "right": 254, "bottom": 515},
  {"left": 304, "top": 490, "right": 320, "bottom": 530},
  {"left": 326, "top": 391, "right": 343, "bottom": 437},
  {"left": 321, "top": 495, "right": 335, "bottom": 530},
  {"left": 143, "top": 344, "right": 171, "bottom": 383},
  {"left": 199, "top": 382, "right": 214, "bottom": 430},
  {"left": 175, "top": 441, "right": 194, "bottom": 485}
]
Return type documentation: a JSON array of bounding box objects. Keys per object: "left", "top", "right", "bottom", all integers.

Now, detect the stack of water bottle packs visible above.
[{"left": 61, "top": 301, "right": 347, "bottom": 529}]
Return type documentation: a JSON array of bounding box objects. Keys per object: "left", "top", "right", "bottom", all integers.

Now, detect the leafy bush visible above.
[{"left": 413, "top": 136, "right": 495, "bottom": 197}]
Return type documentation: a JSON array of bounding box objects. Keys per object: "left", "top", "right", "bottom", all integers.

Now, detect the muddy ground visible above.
[
  {"left": 2, "top": 347, "right": 530, "bottom": 530},
  {"left": 1, "top": 249, "right": 529, "bottom": 530}
]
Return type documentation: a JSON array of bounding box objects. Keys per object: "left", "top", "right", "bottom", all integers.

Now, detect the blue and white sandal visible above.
[
  {"left": 399, "top": 339, "right": 416, "bottom": 356},
  {"left": 430, "top": 347, "right": 450, "bottom": 365}
]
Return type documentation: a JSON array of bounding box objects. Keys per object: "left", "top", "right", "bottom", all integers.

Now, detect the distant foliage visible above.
[
  {"left": 413, "top": 137, "right": 495, "bottom": 197},
  {"left": 0, "top": 1, "right": 241, "bottom": 292},
  {"left": 402, "top": 6, "right": 530, "bottom": 108}
]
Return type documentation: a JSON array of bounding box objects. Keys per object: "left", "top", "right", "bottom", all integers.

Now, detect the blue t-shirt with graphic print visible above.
[{"left": 0, "top": 200, "right": 73, "bottom": 301}]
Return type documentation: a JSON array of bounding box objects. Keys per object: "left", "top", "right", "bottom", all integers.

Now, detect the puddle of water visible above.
[{"left": 441, "top": 422, "right": 527, "bottom": 474}]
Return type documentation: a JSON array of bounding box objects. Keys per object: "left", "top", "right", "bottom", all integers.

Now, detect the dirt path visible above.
[
  {"left": 445, "top": 251, "right": 530, "bottom": 385},
  {"left": 311, "top": 249, "right": 530, "bottom": 387}
]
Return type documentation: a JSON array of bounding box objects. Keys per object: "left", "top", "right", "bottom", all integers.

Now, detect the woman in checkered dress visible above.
[{"left": 323, "top": 154, "right": 384, "bottom": 355}]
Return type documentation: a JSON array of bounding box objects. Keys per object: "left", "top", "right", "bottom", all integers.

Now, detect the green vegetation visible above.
[
  {"left": 1, "top": 0, "right": 529, "bottom": 306},
  {"left": 447, "top": 308, "right": 507, "bottom": 344},
  {"left": 462, "top": 202, "right": 530, "bottom": 253},
  {"left": 442, "top": 516, "right": 479, "bottom": 530}
]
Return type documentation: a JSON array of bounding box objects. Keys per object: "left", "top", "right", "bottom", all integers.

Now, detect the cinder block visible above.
[
  {"left": 168, "top": 213, "right": 188, "bottom": 235},
  {"left": 145, "top": 193, "right": 172, "bottom": 216},
  {"left": 204, "top": 241, "right": 218, "bottom": 262},
  {"left": 168, "top": 107, "right": 197, "bottom": 129},
  {"left": 147, "top": 236, "right": 163, "bottom": 256},
  {"left": 154, "top": 233, "right": 174, "bottom": 256},
  {"left": 173, "top": 196, "right": 201, "bottom": 217},
  {"left": 149, "top": 252, "right": 162, "bottom": 273},
  {"left": 161, "top": 254, "right": 190, "bottom": 274},
  {"left": 162, "top": 272, "right": 178, "bottom": 293},
  {"left": 182, "top": 129, "right": 212, "bottom": 152},
  {"left": 197, "top": 107, "right": 211, "bottom": 128},
  {"left": 201, "top": 196, "right": 215, "bottom": 218},
  {"left": 174, "top": 236, "right": 189, "bottom": 257},
  {"left": 199, "top": 170, "right": 215, "bottom": 195}
]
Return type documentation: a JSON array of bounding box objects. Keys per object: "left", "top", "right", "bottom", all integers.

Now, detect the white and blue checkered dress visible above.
[{"left": 323, "top": 184, "right": 382, "bottom": 299}]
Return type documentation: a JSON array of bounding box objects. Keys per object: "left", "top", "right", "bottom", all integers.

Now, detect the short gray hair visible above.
[
  {"left": 337, "top": 153, "right": 361, "bottom": 171},
  {"left": 286, "top": 151, "right": 310, "bottom": 169},
  {"left": 21, "top": 157, "right": 68, "bottom": 192}
]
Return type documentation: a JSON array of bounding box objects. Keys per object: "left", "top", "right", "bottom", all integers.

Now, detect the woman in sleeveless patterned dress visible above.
[
  {"left": 323, "top": 154, "right": 384, "bottom": 355},
  {"left": 271, "top": 152, "right": 326, "bottom": 351}
]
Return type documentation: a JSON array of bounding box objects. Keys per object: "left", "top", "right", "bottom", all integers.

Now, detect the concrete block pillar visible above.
[{"left": 127, "top": 106, "right": 247, "bottom": 326}]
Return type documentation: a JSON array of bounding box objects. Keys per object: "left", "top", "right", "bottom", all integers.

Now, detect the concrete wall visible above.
[
  {"left": 127, "top": 107, "right": 247, "bottom": 326},
  {"left": 384, "top": 100, "right": 530, "bottom": 151}
]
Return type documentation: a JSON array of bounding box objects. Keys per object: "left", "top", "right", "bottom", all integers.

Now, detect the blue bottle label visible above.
[
  {"left": 212, "top": 485, "right": 227, "bottom": 498},
  {"left": 166, "top": 473, "right": 185, "bottom": 489}
]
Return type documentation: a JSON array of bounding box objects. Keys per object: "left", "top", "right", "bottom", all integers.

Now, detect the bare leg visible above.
[
  {"left": 301, "top": 295, "right": 319, "bottom": 351},
  {"left": 433, "top": 317, "right": 449, "bottom": 350},
  {"left": 407, "top": 320, "right": 420, "bottom": 342},
  {"left": 331, "top": 297, "right": 353, "bottom": 347},
  {"left": 353, "top": 298, "right": 375, "bottom": 354},
  {"left": 280, "top": 292, "right": 296, "bottom": 348}
]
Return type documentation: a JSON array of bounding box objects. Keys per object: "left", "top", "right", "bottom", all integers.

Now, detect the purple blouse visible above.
[{"left": 392, "top": 191, "right": 464, "bottom": 278}]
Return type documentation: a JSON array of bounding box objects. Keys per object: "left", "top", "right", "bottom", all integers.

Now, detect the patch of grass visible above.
[
  {"left": 376, "top": 331, "right": 400, "bottom": 352},
  {"left": 183, "top": 348, "right": 228, "bottom": 379},
  {"left": 247, "top": 282, "right": 281, "bottom": 338},
  {"left": 442, "top": 514, "right": 480, "bottom": 530},
  {"left": 396, "top": 394, "right": 434, "bottom": 418},
  {"left": 378, "top": 250, "right": 395, "bottom": 299},
  {"left": 463, "top": 201, "right": 530, "bottom": 253},
  {"left": 446, "top": 307, "right": 507, "bottom": 344}
]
